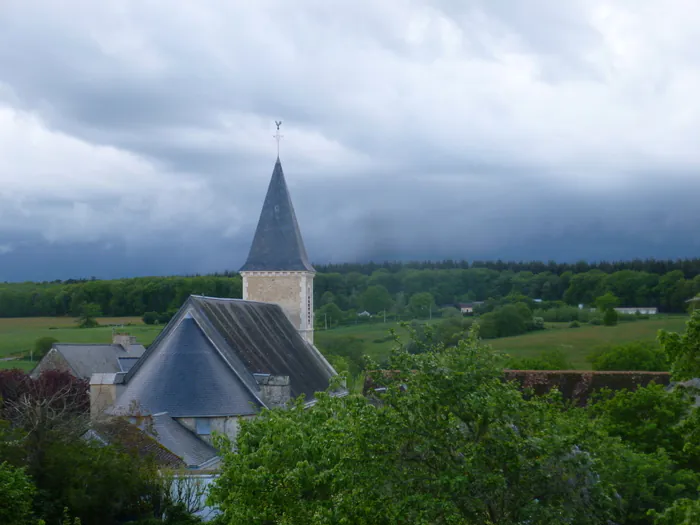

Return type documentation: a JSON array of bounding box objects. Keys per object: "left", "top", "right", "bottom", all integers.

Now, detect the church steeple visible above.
[
  {"left": 239, "top": 158, "right": 314, "bottom": 273},
  {"left": 239, "top": 132, "right": 316, "bottom": 345}
]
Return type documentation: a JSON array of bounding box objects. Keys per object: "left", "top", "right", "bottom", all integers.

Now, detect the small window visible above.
[{"left": 196, "top": 418, "right": 211, "bottom": 435}]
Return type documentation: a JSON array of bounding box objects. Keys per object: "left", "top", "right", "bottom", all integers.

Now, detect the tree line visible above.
[{"left": 1, "top": 258, "right": 700, "bottom": 318}]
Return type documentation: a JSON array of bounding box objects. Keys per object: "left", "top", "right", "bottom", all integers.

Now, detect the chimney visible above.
[
  {"left": 254, "top": 374, "right": 291, "bottom": 408},
  {"left": 112, "top": 333, "right": 137, "bottom": 351}
]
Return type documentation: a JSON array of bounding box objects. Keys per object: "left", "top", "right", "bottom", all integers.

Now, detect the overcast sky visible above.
[{"left": 0, "top": 0, "right": 699, "bottom": 281}]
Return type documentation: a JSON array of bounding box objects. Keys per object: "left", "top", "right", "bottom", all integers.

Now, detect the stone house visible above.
[{"left": 31, "top": 333, "right": 146, "bottom": 380}]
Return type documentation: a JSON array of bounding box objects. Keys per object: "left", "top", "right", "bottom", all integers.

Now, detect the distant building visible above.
[
  {"left": 31, "top": 333, "right": 146, "bottom": 380},
  {"left": 614, "top": 307, "right": 658, "bottom": 315},
  {"left": 457, "top": 302, "right": 483, "bottom": 315}
]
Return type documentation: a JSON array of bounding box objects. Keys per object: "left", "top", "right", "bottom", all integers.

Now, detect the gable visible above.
[{"left": 113, "top": 315, "right": 261, "bottom": 417}]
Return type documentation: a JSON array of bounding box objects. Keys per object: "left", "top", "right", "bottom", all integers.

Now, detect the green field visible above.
[
  {"left": 0, "top": 315, "right": 690, "bottom": 372},
  {"left": 315, "top": 316, "right": 690, "bottom": 369},
  {"left": 0, "top": 317, "right": 163, "bottom": 370}
]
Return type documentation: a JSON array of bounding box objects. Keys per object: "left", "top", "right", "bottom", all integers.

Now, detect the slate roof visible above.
[
  {"left": 111, "top": 315, "right": 261, "bottom": 417},
  {"left": 150, "top": 413, "right": 219, "bottom": 469},
  {"left": 113, "top": 295, "right": 339, "bottom": 418},
  {"left": 86, "top": 418, "right": 186, "bottom": 469},
  {"left": 52, "top": 343, "right": 146, "bottom": 379},
  {"left": 239, "top": 158, "right": 314, "bottom": 272}
]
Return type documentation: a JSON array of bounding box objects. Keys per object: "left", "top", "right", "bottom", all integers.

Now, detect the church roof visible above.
[
  {"left": 113, "top": 295, "right": 338, "bottom": 418},
  {"left": 239, "top": 158, "right": 314, "bottom": 272}
]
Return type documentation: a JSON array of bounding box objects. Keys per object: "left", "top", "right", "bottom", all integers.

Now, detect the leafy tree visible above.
[
  {"left": 359, "top": 285, "right": 393, "bottom": 314},
  {"left": 76, "top": 302, "right": 101, "bottom": 328},
  {"left": 659, "top": 310, "right": 700, "bottom": 380},
  {"left": 0, "top": 462, "right": 36, "bottom": 525},
  {"left": 439, "top": 306, "right": 461, "bottom": 318},
  {"left": 588, "top": 342, "right": 669, "bottom": 371},
  {"left": 652, "top": 496, "right": 700, "bottom": 524},
  {"left": 210, "top": 330, "right": 632, "bottom": 524},
  {"left": 596, "top": 291, "right": 621, "bottom": 312},
  {"left": 603, "top": 307, "right": 619, "bottom": 326},
  {"left": 316, "top": 303, "right": 344, "bottom": 328},
  {"left": 33, "top": 336, "right": 58, "bottom": 360},
  {"left": 142, "top": 311, "right": 159, "bottom": 325},
  {"left": 408, "top": 292, "right": 434, "bottom": 318}
]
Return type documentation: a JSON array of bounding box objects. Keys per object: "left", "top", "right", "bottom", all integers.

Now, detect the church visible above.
[{"left": 77, "top": 144, "right": 343, "bottom": 470}]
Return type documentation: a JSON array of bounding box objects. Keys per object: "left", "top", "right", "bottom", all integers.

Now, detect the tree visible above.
[
  {"left": 0, "top": 462, "right": 36, "bottom": 525},
  {"left": 316, "top": 303, "right": 343, "bottom": 328},
  {"left": 659, "top": 310, "right": 700, "bottom": 380},
  {"left": 596, "top": 291, "right": 620, "bottom": 312},
  {"left": 77, "top": 302, "right": 101, "bottom": 328},
  {"left": 603, "top": 307, "right": 618, "bottom": 326},
  {"left": 142, "top": 311, "right": 159, "bottom": 325},
  {"left": 359, "top": 285, "right": 393, "bottom": 314},
  {"left": 408, "top": 292, "right": 434, "bottom": 318},
  {"left": 33, "top": 336, "right": 58, "bottom": 360},
  {"left": 211, "top": 329, "right": 668, "bottom": 524}
]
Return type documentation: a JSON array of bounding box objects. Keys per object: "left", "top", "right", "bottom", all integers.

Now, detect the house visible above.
[
  {"left": 31, "top": 333, "right": 146, "bottom": 380},
  {"left": 614, "top": 307, "right": 658, "bottom": 315},
  {"left": 457, "top": 302, "right": 483, "bottom": 315}
]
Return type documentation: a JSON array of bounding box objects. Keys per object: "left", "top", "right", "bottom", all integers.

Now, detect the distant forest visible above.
[{"left": 1, "top": 258, "right": 700, "bottom": 318}]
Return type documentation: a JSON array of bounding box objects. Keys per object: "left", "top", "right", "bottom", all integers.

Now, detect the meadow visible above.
[
  {"left": 0, "top": 314, "right": 690, "bottom": 372},
  {"left": 315, "top": 315, "right": 690, "bottom": 369},
  {"left": 0, "top": 317, "right": 162, "bottom": 370}
]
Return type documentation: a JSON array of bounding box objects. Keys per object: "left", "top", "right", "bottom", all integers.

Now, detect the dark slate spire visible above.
[{"left": 240, "top": 158, "right": 314, "bottom": 272}]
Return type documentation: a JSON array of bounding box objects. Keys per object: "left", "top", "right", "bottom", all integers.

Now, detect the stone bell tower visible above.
[{"left": 239, "top": 151, "right": 315, "bottom": 344}]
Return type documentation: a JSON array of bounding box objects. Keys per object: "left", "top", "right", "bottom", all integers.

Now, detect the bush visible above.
[
  {"left": 589, "top": 316, "right": 603, "bottom": 326},
  {"left": 603, "top": 308, "right": 618, "bottom": 326},
  {"left": 530, "top": 317, "right": 545, "bottom": 330},
  {"left": 587, "top": 341, "right": 669, "bottom": 371},
  {"left": 569, "top": 321, "right": 581, "bottom": 328},
  {"left": 142, "top": 311, "right": 159, "bottom": 325},
  {"left": 508, "top": 349, "right": 572, "bottom": 370},
  {"left": 34, "top": 336, "right": 58, "bottom": 359}
]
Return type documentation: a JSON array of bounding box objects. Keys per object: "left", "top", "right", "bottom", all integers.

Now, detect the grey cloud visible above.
[{"left": 0, "top": 1, "right": 698, "bottom": 281}]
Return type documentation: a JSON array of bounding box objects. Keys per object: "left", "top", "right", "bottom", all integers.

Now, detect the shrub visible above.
[
  {"left": 530, "top": 317, "right": 545, "bottom": 330},
  {"left": 569, "top": 321, "right": 581, "bottom": 328},
  {"left": 142, "top": 311, "right": 159, "bottom": 325},
  {"left": 587, "top": 341, "right": 669, "bottom": 371},
  {"left": 603, "top": 308, "right": 618, "bottom": 326},
  {"left": 589, "top": 316, "right": 603, "bottom": 326},
  {"left": 34, "top": 336, "right": 58, "bottom": 359},
  {"left": 508, "top": 349, "right": 572, "bottom": 370}
]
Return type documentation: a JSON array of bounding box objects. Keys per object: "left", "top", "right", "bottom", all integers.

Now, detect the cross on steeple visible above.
[{"left": 274, "top": 120, "right": 283, "bottom": 158}]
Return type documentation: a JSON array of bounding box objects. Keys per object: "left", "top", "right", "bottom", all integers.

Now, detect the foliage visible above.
[
  {"left": 210, "top": 327, "right": 700, "bottom": 525},
  {"left": 142, "top": 311, "right": 159, "bottom": 325},
  {"left": 596, "top": 292, "right": 621, "bottom": 312},
  {"left": 508, "top": 349, "right": 572, "bottom": 370},
  {"left": 76, "top": 303, "right": 101, "bottom": 329},
  {"left": 589, "top": 383, "right": 696, "bottom": 465},
  {"left": 478, "top": 303, "right": 534, "bottom": 339},
  {"left": 407, "top": 291, "right": 435, "bottom": 317},
  {"left": 659, "top": 310, "right": 700, "bottom": 380},
  {"left": 33, "top": 337, "right": 58, "bottom": 360},
  {"left": 569, "top": 320, "right": 581, "bottom": 328},
  {"left": 315, "top": 302, "right": 344, "bottom": 328},
  {"left": 0, "top": 461, "right": 36, "bottom": 525},
  {"left": 359, "top": 285, "right": 393, "bottom": 314},
  {"left": 588, "top": 341, "right": 669, "bottom": 371},
  {"left": 652, "top": 496, "right": 700, "bottom": 524},
  {"left": 603, "top": 307, "right": 619, "bottom": 326}
]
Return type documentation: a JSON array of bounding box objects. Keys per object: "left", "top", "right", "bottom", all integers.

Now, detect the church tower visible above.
[{"left": 239, "top": 156, "right": 315, "bottom": 344}]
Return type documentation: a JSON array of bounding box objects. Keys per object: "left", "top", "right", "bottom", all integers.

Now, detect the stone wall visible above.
[{"left": 243, "top": 273, "right": 304, "bottom": 328}]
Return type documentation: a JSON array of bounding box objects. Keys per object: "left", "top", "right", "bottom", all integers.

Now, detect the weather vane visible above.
[{"left": 274, "top": 120, "right": 283, "bottom": 158}]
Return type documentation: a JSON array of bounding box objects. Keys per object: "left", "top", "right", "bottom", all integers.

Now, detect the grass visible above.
[
  {"left": 488, "top": 315, "right": 688, "bottom": 368},
  {"left": 0, "top": 317, "right": 163, "bottom": 370},
  {"left": 315, "top": 316, "right": 690, "bottom": 370}
]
